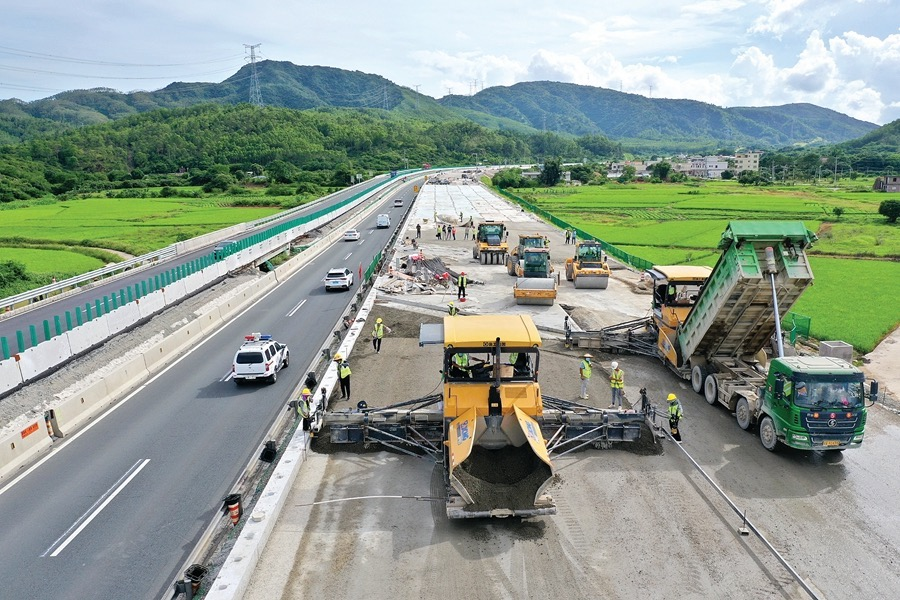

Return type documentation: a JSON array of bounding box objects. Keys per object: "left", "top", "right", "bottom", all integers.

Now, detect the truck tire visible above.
[
  {"left": 759, "top": 415, "right": 780, "bottom": 451},
  {"left": 480, "top": 253, "right": 487, "bottom": 265},
  {"left": 704, "top": 374, "right": 718, "bottom": 405},
  {"left": 735, "top": 397, "right": 752, "bottom": 430},
  {"left": 473, "top": 247, "right": 477, "bottom": 259},
  {"left": 691, "top": 364, "right": 707, "bottom": 394},
  {"left": 269, "top": 370, "right": 277, "bottom": 384}
]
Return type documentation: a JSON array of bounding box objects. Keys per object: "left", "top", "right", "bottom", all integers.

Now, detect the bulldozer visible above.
[
  {"left": 320, "top": 314, "right": 646, "bottom": 519},
  {"left": 565, "top": 240, "right": 611, "bottom": 289},
  {"left": 472, "top": 221, "right": 509, "bottom": 265}
]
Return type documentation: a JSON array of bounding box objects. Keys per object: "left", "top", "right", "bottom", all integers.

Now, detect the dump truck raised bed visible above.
[
  {"left": 321, "top": 315, "right": 645, "bottom": 518},
  {"left": 472, "top": 221, "right": 509, "bottom": 265},
  {"left": 565, "top": 240, "right": 611, "bottom": 288},
  {"left": 572, "top": 221, "right": 879, "bottom": 452}
]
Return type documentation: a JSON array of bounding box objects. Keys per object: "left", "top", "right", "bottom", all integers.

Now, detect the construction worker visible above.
[
  {"left": 609, "top": 361, "right": 625, "bottom": 408},
  {"left": 565, "top": 230, "right": 571, "bottom": 244},
  {"left": 457, "top": 271, "right": 468, "bottom": 300},
  {"left": 297, "top": 388, "right": 312, "bottom": 430},
  {"left": 450, "top": 352, "right": 470, "bottom": 378},
  {"left": 448, "top": 301, "right": 459, "bottom": 316},
  {"left": 416, "top": 223, "right": 421, "bottom": 239},
  {"left": 334, "top": 353, "right": 352, "bottom": 399},
  {"left": 666, "top": 282, "right": 677, "bottom": 304},
  {"left": 372, "top": 317, "right": 391, "bottom": 353},
  {"left": 579, "top": 353, "right": 593, "bottom": 400},
  {"left": 667, "top": 393, "right": 684, "bottom": 441}
]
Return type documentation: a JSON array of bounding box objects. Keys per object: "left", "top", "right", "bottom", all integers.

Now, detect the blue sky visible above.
[{"left": 2, "top": 0, "right": 898, "bottom": 125}]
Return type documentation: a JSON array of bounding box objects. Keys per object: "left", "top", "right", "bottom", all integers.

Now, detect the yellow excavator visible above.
[{"left": 565, "top": 240, "right": 611, "bottom": 288}]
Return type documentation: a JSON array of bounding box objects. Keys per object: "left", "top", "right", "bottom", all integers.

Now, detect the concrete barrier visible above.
[
  {"left": 51, "top": 378, "right": 115, "bottom": 437},
  {"left": 163, "top": 279, "right": 187, "bottom": 305},
  {"left": 196, "top": 307, "right": 224, "bottom": 336},
  {"left": 182, "top": 271, "right": 207, "bottom": 295},
  {"left": 0, "top": 357, "right": 24, "bottom": 397},
  {"left": 142, "top": 322, "right": 205, "bottom": 375},
  {"left": 66, "top": 318, "right": 111, "bottom": 355},
  {"left": 101, "top": 355, "right": 150, "bottom": 400},
  {"left": 107, "top": 302, "right": 141, "bottom": 335},
  {"left": 17, "top": 336, "right": 72, "bottom": 382},
  {"left": 137, "top": 290, "right": 166, "bottom": 319},
  {"left": 0, "top": 416, "right": 52, "bottom": 482}
]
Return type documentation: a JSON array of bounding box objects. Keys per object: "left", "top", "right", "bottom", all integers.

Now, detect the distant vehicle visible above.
[
  {"left": 390, "top": 170, "right": 398, "bottom": 178},
  {"left": 393, "top": 198, "right": 403, "bottom": 207},
  {"left": 376, "top": 214, "right": 391, "bottom": 228},
  {"left": 325, "top": 267, "right": 354, "bottom": 291},
  {"left": 213, "top": 240, "right": 237, "bottom": 258},
  {"left": 343, "top": 229, "right": 361, "bottom": 241},
  {"left": 232, "top": 333, "right": 289, "bottom": 384}
]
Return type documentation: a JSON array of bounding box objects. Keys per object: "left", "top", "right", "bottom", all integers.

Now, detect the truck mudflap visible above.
[{"left": 446, "top": 406, "right": 555, "bottom": 518}]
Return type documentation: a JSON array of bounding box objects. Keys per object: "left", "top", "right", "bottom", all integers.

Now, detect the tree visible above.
[
  {"left": 617, "top": 165, "right": 636, "bottom": 183},
  {"left": 721, "top": 170, "right": 734, "bottom": 180},
  {"left": 832, "top": 207, "right": 845, "bottom": 220},
  {"left": 650, "top": 161, "right": 672, "bottom": 181},
  {"left": 539, "top": 158, "right": 561, "bottom": 186},
  {"left": 879, "top": 199, "right": 900, "bottom": 223},
  {"left": 492, "top": 168, "right": 523, "bottom": 188},
  {"left": 569, "top": 164, "right": 594, "bottom": 184}
]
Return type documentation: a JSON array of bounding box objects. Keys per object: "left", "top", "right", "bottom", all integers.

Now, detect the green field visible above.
[
  {"left": 0, "top": 195, "right": 283, "bottom": 256},
  {"left": 0, "top": 247, "right": 106, "bottom": 279},
  {"left": 513, "top": 181, "right": 900, "bottom": 352}
]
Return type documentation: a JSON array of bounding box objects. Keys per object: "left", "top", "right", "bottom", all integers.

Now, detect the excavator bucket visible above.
[
  {"left": 446, "top": 406, "right": 555, "bottom": 518},
  {"left": 514, "top": 277, "right": 557, "bottom": 305}
]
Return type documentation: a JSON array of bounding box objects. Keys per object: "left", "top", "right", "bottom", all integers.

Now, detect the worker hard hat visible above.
[
  {"left": 460, "top": 271, "right": 466, "bottom": 275},
  {"left": 334, "top": 353, "right": 342, "bottom": 361},
  {"left": 376, "top": 317, "right": 383, "bottom": 323},
  {"left": 449, "top": 301, "right": 454, "bottom": 306},
  {"left": 611, "top": 361, "right": 618, "bottom": 369},
  {"left": 301, "top": 388, "right": 311, "bottom": 395},
  {"left": 796, "top": 381, "right": 807, "bottom": 389},
  {"left": 667, "top": 393, "right": 677, "bottom": 401},
  {"left": 583, "top": 353, "right": 593, "bottom": 359}
]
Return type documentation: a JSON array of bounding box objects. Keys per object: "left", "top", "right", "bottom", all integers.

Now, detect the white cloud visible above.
[{"left": 749, "top": 0, "right": 814, "bottom": 36}]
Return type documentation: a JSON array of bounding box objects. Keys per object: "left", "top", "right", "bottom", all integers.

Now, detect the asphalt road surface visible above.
[{"left": 0, "top": 181, "right": 417, "bottom": 599}]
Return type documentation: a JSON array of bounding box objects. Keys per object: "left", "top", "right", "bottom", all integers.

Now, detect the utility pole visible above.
[{"left": 244, "top": 44, "right": 263, "bottom": 107}]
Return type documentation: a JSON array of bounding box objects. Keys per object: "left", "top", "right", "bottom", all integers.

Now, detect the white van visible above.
[{"left": 376, "top": 214, "right": 391, "bottom": 228}]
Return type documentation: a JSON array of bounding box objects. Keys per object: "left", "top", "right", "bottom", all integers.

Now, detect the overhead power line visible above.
[{"left": 0, "top": 45, "right": 243, "bottom": 68}]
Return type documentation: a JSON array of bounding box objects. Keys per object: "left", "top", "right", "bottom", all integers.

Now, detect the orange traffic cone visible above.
[{"left": 224, "top": 493, "right": 242, "bottom": 526}]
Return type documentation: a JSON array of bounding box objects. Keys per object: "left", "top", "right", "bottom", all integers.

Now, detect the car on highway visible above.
[
  {"left": 325, "top": 267, "right": 354, "bottom": 291},
  {"left": 232, "top": 333, "right": 289, "bottom": 384},
  {"left": 213, "top": 240, "right": 237, "bottom": 258},
  {"left": 393, "top": 198, "right": 403, "bottom": 207},
  {"left": 376, "top": 214, "right": 391, "bottom": 228},
  {"left": 343, "top": 229, "right": 361, "bottom": 241}
]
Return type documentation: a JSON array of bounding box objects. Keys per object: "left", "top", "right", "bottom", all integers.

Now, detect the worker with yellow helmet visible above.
[
  {"left": 667, "top": 393, "right": 684, "bottom": 441},
  {"left": 448, "top": 301, "right": 459, "bottom": 316},
  {"left": 297, "top": 387, "right": 312, "bottom": 430},
  {"left": 372, "top": 317, "right": 391, "bottom": 354}
]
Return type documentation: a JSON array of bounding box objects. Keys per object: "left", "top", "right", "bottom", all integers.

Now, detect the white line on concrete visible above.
[
  {"left": 42, "top": 458, "right": 150, "bottom": 557},
  {"left": 343, "top": 252, "right": 353, "bottom": 260},
  {"left": 287, "top": 299, "right": 306, "bottom": 317}
]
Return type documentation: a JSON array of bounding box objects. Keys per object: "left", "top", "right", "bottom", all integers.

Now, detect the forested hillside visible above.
[{"left": 0, "top": 104, "right": 623, "bottom": 202}]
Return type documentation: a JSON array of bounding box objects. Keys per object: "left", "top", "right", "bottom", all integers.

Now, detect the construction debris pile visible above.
[{"left": 377, "top": 249, "right": 481, "bottom": 295}]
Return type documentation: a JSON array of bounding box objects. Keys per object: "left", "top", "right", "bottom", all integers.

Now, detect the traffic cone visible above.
[{"left": 223, "top": 493, "right": 242, "bottom": 526}]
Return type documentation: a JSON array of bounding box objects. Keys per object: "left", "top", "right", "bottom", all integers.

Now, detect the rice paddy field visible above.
[{"left": 513, "top": 180, "right": 900, "bottom": 353}]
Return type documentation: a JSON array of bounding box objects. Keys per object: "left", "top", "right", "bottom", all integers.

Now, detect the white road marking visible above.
[
  {"left": 42, "top": 459, "right": 151, "bottom": 557},
  {"left": 287, "top": 298, "right": 307, "bottom": 317},
  {"left": 343, "top": 252, "right": 353, "bottom": 260}
]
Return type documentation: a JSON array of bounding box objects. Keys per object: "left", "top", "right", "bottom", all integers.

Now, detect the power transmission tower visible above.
[{"left": 244, "top": 44, "right": 263, "bottom": 107}]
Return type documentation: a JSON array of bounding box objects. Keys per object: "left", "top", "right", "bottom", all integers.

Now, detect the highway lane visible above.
[
  {"left": 0, "top": 181, "right": 419, "bottom": 599},
  {"left": 0, "top": 174, "right": 392, "bottom": 345}
]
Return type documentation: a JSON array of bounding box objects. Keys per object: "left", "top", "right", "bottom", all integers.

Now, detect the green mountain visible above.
[
  {"left": 438, "top": 81, "right": 877, "bottom": 150},
  {"left": 0, "top": 62, "right": 879, "bottom": 151},
  {"left": 837, "top": 118, "right": 900, "bottom": 152}
]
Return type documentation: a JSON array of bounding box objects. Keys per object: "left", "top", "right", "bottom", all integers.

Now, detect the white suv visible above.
[{"left": 232, "top": 334, "right": 290, "bottom": 384}]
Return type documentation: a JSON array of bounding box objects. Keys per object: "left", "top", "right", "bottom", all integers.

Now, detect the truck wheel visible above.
[
  {"left": 480, "top": 254, "right": 487, "bottom": 265},
  {"left": 735, "top": 397, "right": 752, "bottom": 430},
  {"left": 704, "top": 374, "right": 718, "bottom": 405},
  {"left": 759, "top": 415, "right": 780, "bottom": 451},
  {"left": 691, "top": 364, "right": 707, "bottom": 394},
  {"left": 283, "top": 353, "right": 290, "bottom": 369},
  {"left": 269, "top": 370, "right": 277, "bottom": 384},
  {"left": 473, "top": 248, "right": 477, "bottom": 259}
]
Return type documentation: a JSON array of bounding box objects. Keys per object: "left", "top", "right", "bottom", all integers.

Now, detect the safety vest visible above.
[
  {"left": 297, "top": 395, "right": 311, "bottom": 418},
  {"left": 667, "top": 284, "right": 676, "bottom": 298},
  {"left": 373, "top": 323, "right": 385, "bottom": 339},
  {"left": 668, "top": 400, "right": 683, "bottom": 419},
  {"left": 453, "top": 353, "right": 469, "bottom": 368},
  {"left": 339, "top": 362, "right": 352, "bottom": 378},
  {"left": 457, "top": 274, "right": 467, "bottom": 287},
  {"left": 448, "top": 305, "right": 459, "bottom": 316},
  {"left": 509, "top": 352, "right": 518, "bottom": 364},
  {"left": 610, "top": 368, "right": 624, "bottom": 389},
  {"left": 580, "top": 360, "right": 592, "bottom": 378}
]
